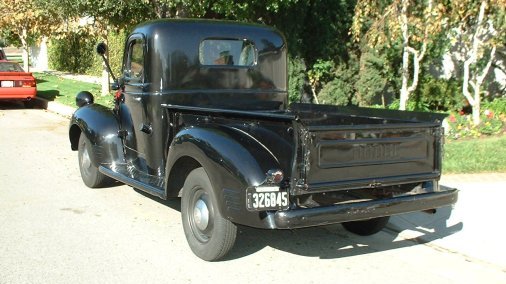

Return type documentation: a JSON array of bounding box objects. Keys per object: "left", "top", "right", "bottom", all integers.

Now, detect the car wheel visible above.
[
  {"left": 342, "top": 216, "right": 390, "bottom": 236},
  {"left": 181, "top": 167, "right": 237, "bottom": 261},
  {"left": 78, "top": 133, "right": 111, "bottom": 188}
]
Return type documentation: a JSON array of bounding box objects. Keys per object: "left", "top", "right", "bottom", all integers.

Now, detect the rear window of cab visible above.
[{"left": 199, "top": 39, "right": 256, "bottom": 67}]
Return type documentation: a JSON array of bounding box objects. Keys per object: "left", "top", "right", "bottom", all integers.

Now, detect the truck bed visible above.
[{"left": 163, "top": 103, "right": 446, "bottom": 196}]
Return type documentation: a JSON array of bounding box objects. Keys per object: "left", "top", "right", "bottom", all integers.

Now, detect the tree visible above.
[
  {"left": 0, "top": 0, "right": 59, "bottom": 71},
  {"left": 449, "top": 0, "right": 505, "bottom": 125},
  {"left": 351, "top": 0, "right": 445, "bottom": 110},
  {"left": 42, "top": 0, "right": 153, "bottom": 95}
]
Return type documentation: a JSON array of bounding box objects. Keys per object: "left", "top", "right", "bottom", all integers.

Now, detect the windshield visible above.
[{"left": 0, "top": 62, "right": 24, "bottom": 72}]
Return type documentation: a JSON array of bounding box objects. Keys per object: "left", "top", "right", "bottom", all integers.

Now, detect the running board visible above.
[{"left": 99, "top": 166, "right": 166, "bottom": 199}]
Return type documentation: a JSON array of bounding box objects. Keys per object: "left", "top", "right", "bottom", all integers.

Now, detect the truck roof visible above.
[{"left": 128, "top": 19, "right": 288, "bottom": 101}]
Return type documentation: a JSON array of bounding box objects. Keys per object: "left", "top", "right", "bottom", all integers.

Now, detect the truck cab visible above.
[{"left": 69, "top": 19, "right": 458, "bottom": 261}]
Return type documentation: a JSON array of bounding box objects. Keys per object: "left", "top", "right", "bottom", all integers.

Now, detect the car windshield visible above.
[{"left": 0, "top": 62, "right": 24, "bottom": 72}]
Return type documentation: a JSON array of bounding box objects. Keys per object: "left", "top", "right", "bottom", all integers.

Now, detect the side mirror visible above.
[
  {"left": 111, "top": 81, "right": 120, "bottom": 91},
  {"left": 95, "top": 42, "right": 117, "bottom": 83},
  {"left": 96, "top": 42, "right": 107, "bottom": 56}
]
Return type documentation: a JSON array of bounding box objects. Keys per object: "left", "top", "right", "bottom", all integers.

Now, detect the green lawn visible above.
[
  {"left": 34, "top": 72, "right": 114, "bottom": 107},
  {"left": 444, "top": 135, "right": 506, "bottom": 173}
]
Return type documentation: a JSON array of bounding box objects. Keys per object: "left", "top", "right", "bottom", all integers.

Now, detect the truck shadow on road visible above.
[{"left": 224, "top": 207, "right": 463, "bottom": 260}]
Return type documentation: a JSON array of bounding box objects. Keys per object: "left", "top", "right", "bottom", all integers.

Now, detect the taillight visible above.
[{"left": 19, "top": 80, "right": 36, "bottom": 87}]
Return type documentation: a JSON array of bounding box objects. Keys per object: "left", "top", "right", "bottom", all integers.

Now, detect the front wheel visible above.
[
  {"left": 77, "top": 133, "right": 112, "bottom": 188},
  {"left": 181, "top": 167, "right": 237, "bottom": 261},
  {"left": 342, "top": 216, "right": 390, "bottom": 236}
]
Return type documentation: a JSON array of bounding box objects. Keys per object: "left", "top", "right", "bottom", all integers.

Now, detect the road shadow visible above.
[
  {"left": 0, "top": 101, "right": 25, "bottom": 109},
  {"left": 223, "top": 206, "right": 462, "bottom": 261},
  {"left": 36, "top": 90, "right": 61, "bottom": 102},
  {"left": 0, "top": 96, "right": 60, "bottom": 110},
  {"left": 132, "top": 188, "right": 181, "bottom": 211}
]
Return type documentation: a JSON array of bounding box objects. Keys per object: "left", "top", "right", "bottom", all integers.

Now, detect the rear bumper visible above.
[
  {"left": 0, "top": 87, "right": 37, "bottom": 100},
  {"left": 273, "top": 186, "right": 458, "bottom": 229}
]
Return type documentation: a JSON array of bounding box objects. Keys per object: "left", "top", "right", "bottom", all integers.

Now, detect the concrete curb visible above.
[{"left": 33, "top": 96, "right": 76, "bottom": 117}]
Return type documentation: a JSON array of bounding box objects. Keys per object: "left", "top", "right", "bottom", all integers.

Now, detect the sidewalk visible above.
[{"left": 389, "top": 173, "right": 506, "bottom": 268}]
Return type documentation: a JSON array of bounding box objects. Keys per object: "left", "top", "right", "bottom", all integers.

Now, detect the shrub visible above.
[
  {"left": 482, "top": 97, "right": 506, "bottom": 116},
  {"left": 318, "top": 62, "right": 358, "bottom": 106},
  {"left": 287, "top": 56, "right": 309, "bottom": 103},
  {"left": 88, "top": 30, "right": 129, "bottom": 77},
  {"left": 413, "top": 77, "right": 463, "bottom": 112},
  {"left": 388, "top": 99, "right": 431, "bottom": 112},
  {"left": 48, "top": 31, "right": 96, "bottom": 74},
  {"left": 48, "top": 30, "right": 128, "bottom": 77}
]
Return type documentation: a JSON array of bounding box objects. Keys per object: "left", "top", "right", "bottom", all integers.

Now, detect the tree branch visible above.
[{"left": 476, "top": 45, "right": 496, "bottom": 87}]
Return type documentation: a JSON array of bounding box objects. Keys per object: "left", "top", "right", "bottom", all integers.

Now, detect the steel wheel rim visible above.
[{"left": 188, "top": 187, "right": 214, "bottom": 243}]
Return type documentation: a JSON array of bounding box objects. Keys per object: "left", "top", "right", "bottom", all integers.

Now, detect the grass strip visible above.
[
  {"left": 34, "top": 72, "right": 113, "bottom": 107},
  {"left": 444, "top": 135, "right": 506, "bottom": 173}
]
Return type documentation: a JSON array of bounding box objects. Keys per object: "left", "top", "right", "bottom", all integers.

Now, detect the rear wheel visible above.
[
  {"left": 181, "top": 167, "right": 237, "bottom": 261},
  {"left": 77, "top": 133, "right": 111, "bottom": 188},
  {"left": 342, "top": 216, "right": 390, "bottom": 236}
]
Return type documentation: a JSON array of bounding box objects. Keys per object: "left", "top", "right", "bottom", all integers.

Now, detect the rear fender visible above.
[
  {"left": 69, "top": 104, "right": 124, "bottom": 167},
  {"left": 165, "top": 125, "right": 282, "bottom": 227}
]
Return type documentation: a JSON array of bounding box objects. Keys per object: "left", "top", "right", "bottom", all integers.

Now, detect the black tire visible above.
[
  {"left": 77, "top": 133, "right": 111, "bottom": 188},
  {"left": 181, "top": 167, "right": 237, "bottom": 261},
  {"left": 342, "top": 216, "right": 390, "bottom": 236}
]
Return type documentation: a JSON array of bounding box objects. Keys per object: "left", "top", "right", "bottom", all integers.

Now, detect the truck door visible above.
[{"left": 119, "top": 34, "right": 151, "bottom": 174}]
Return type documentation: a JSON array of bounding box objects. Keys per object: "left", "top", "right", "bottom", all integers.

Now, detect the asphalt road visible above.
[{"left": 1, "top": 103, "right": 505, "bottom": 283}]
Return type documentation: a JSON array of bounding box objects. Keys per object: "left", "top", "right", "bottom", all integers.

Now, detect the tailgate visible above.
[{"left": 299, "top": 123, "right": 443, "bottom": 193}]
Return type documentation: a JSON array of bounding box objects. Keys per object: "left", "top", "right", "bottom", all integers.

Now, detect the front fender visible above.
[
  {"left": 166, "top": 125, "right": 282, "bottom": 227},
  {"left": 69, "top": 104, "right": 124, "bottom": 167}
]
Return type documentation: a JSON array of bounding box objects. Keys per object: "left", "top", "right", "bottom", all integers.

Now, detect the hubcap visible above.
[
  {"left": 82, "top": 147, "right": 91, "bottom": 169},
  {"left": 193, "top": 199, "right": 210, "bottom": 231}
]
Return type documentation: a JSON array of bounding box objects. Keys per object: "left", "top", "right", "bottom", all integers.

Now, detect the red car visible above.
[{"left": 0, "top": 60, "right": 37, "bottom": 104}]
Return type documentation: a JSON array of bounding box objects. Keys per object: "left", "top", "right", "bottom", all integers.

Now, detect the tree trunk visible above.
[
  {"left": 470, "top": 45, "right": 496, "bottom": 125},
  {"left": 311, "top": 86, "right": 319, "bottom": 104},
  {"left": 472, "top": 87, "right": 481, "bottom": 126},
  {"left": 19, "top": 28, "right": 30, "bottom": 72},
  {"left": 461, "top": 0, "right": 488, "bottom": 125},
  {"left": 37, "top": 36, "right": 49, "bottom": 71},
  {"left": 399, "top": 0, "right": 410, "bottom": 111}
]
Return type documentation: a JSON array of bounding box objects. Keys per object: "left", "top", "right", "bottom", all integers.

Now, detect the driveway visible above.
[{"left": 0, "top": 103, "right": 504, "bottom": 283}]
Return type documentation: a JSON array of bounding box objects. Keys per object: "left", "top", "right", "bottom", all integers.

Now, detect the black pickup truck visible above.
[{"left": 69, "top": 19, "right": 458, "bottom": 261}]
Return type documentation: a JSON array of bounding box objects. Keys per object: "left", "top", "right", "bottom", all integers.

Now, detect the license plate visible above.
[
  {"left": 1, "top": 81, "right": 14, "bottom": 87},
  {"left": 246, "top": 187, "right": 289, "bottom": 211}
]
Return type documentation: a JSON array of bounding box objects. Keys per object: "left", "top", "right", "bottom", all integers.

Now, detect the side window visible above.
[{"left": 124, "top": 37, "right": 144, "bottom": 82}]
